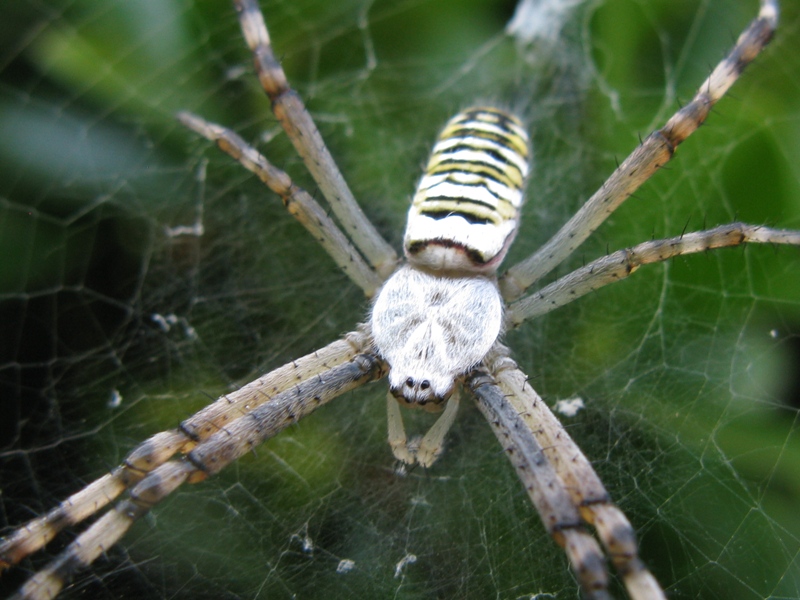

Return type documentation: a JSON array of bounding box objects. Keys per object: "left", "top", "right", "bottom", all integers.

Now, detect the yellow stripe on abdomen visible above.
[{"left": 404, "top": 107, "right": 530, "bottom": 272}]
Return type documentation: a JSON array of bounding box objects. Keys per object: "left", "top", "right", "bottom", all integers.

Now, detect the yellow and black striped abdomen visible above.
[{"left": 403, "top": 107, "right": 530, "bottom": 272}]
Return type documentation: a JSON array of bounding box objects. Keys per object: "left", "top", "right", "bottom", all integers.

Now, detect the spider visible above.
[{"left": 1, "top": 0, "right": 797, "bottom": 598}]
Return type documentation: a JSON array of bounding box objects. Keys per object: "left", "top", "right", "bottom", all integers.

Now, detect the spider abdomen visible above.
[{"left": 403, "top": 107, "right": 530, "bottom": 273}]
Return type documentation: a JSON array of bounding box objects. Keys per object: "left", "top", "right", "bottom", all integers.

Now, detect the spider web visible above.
[{"left": 1, "top": 0, "right": 799, "bottom": 598}]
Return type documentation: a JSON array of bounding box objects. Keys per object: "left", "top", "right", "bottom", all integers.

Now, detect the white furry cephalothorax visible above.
[{"left": 370, "top": 265, "right": 504, "bottom": 406}]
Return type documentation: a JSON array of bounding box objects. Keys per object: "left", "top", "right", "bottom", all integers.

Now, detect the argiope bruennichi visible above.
[{"left": 2, "top": 1, "right": 797, "bottom": 599}]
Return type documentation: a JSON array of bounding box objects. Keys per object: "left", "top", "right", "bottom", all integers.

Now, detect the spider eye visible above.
[{"left": 392, "top": 376, "right": 446, "bottom": 407}]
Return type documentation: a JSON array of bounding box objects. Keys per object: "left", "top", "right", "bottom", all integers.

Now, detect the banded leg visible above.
[
  {"left": 0, "top": 330, "right": 369, "bottom": 572},
  {"left": 9, "top": 353, "right": 387, "bottom": 600},
  {"left": 499, "top": 0, "right": 779, "bottom": 300},
  {"left": 505, "top": 224, "right": 800, "bottom": 327},
  {"left": 487, "top": 348, "right": 666, "bottom": 600},
  {"left": 466, "top": 367, "right": 612, "bottom": 599},
  {"left": 232, "top": 0, "right": 397, "bottom": 278},
  {"left": 179, "top": 112, "right": 383, "bottom": 296}
]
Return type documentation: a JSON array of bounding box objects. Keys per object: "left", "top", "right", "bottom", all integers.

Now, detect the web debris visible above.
[
  {"left": 336, "top": 559, "right": 356, "bottom": 574},
  {"left": 506, "top": 0, "right": 588, "bottom": 45},
  {"left": 393, "top": 553, "right": 417, "bottom": 578},
  {"left": 554, "top": 397, "right": 585, "bottom": 417}
]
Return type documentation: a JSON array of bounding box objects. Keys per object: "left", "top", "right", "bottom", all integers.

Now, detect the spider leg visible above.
[
  {"left": 487, "top": 348, "right": 666, "bottom": 600},
  {"left": 386, "top": 390, "right": 415, "bottom": 465},
  {"left": 386, "top": 388, "right": 462, "bottom": 467},
  {"left": 179, "top": 113, "right": 384, "bottom": 296},
  {"left": 8, "top": 461, "right": 194, "bottom": 600},
  {"left": 232, "top": 0, "right": 398, "bottom": 279},
  {"left": 0, "top": 469, "right": 143, "bottom": 574},
  {"left": 8, "top": 352, "right": 387, "bottom": 600},
  {"left": 466, "top": 365, "right": 612, "bottom": 599},
  {"left": 506, "top": 223, "right": 800, "bottom": 326},
  {"left": 416, "top": 389, "right": 461, "bottom": 468},
  {"left": 499, "top": 0, "right": 779, "bottom": 300},
  {"left": 0, "top": 331, "right": 369, "bottom": 574}
]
